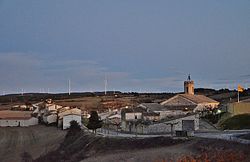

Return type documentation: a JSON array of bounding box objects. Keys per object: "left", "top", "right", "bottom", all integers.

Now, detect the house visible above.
[
  {"left": 0, "top": 110, "right": 38, "bottom": 127},
  {"left": 58, "top": 108, "right": 82, "bottom": 129},
  {"left": 121, "top": 107, "right": 160, "bottom": 132},
  {"left": 43, "top": 113, "right": 57, "bottom": 125},
  {"left": 121, "top": 107, "right": 144, "bottom": 121},
  {"left": 11, "top": 104, "right": 34, "bottom": 111},
  {"left": 227, "top": 99, "right": 250, "bottom": 116},
  {"left": 161, "top": 76, "right": 219, "bottom": 112},
  {"left": 62, "top": 114, "right": 81, "bottom": 130},
  {"left": 138, "top": 103, "right": 187, "bottom": 119},
  {"left": 142, "top": 111, "right": 160, "bottom": 121}
]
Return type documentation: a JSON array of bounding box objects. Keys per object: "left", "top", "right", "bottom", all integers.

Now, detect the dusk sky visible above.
[{"left": 0, "top": 1, "right": 249, "bottom": 94}]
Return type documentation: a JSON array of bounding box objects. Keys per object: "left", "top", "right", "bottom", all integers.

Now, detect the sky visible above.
[{"left": 0, "top": 0, "right": 250, "bottom": 94}]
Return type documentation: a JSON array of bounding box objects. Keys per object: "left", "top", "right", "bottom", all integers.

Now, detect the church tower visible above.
[{"left": 184, "top": 74, "right": 194, "bottom": 95}]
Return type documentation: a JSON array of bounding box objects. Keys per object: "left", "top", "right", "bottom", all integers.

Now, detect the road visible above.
[{"left": 96, "top": 119, "right": 250, "bottom": 144}]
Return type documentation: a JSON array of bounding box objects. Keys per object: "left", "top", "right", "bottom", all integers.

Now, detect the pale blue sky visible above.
[{"left": 0, "top": 1, "right": 249, "bottom": 93}]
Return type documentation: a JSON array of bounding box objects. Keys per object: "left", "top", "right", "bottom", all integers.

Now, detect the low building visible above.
[
  {"left": 121, "top": 113, "right": 199, "bottom": 135},
  {"left": 58, "top": 108, "right": 82, "bottom": 129},
  {"left": 121, "top": 107, "right": 160, "bottom": 132},
  {"left": 0, "top": 110, "right": 38, "bottom": 127},
  {"left": 43, "top": 113, "right": 58, "bottom": 125},
  {"left": 11, "top": 104, "right": 34, "bottom": 111},
  {"left": 142, "top": 112, "right": 160, "bottom": 121},
  {"left": 227, "top": 99, "right": 250, "bottom": 116},
  {"left": 138, "top": 103, "right": 187, "bottom": 119},
  {"left": 121, "top": 107, "right": 144, "bottom": 121},
  {"left": 62, "top": 114, "right": 81, "bottom": 130}
]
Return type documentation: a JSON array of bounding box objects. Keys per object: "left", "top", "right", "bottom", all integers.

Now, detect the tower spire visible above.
[
  {"left": 188, "top": 74, "right": 191, "bottom": 81},
  {"left": 184, "top": 74, "right": 194, "bottom": 95}
]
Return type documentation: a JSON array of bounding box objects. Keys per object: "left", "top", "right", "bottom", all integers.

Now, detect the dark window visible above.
[{"left": 135, "top": 115, "right": 137, "bottom": 119}]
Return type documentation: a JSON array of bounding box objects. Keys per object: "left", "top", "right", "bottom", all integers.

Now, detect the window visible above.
[{"left": 135, "top": 115, "right": 137, "bottom": 119}]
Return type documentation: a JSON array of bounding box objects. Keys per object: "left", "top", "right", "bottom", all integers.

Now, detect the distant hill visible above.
[{"left": 0, "top": 88, "right": 249, "bottom": 105}]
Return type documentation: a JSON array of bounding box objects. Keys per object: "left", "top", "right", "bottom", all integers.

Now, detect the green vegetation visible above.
[
  {"left": 220, "top": 114, "right": 250, "bottom": 130},
  {"left": 87, "top": 111, "right": 102, "bottom": 133}
]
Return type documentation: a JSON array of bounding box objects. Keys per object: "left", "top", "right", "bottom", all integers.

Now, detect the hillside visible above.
[
  {"left": 34, "top": 131, "right": 187, "bottom": 162},
  {"left": 34, "top": 130, "right": 250, "bottom": 162},
  {"left": 0, "top": 126, "right": 66, "bottom": 162},
  {"left": 220, "top": 114, "right": 250, "bottom": 130}
]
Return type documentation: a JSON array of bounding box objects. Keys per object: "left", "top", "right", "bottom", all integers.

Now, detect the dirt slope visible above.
[{"left": 0, "top": 125, "right": 66, "bottom": 162}]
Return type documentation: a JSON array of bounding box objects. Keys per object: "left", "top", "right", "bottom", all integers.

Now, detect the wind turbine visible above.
[
  {"left": 68, "top": 79, "right": 71, "bottom": 95},
  {"left": 104, "top": 74, "right": 108, "bottom": 95}
]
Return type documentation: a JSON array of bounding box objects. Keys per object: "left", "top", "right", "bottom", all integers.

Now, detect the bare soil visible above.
[
  {"left": 0, "top": 125, "right": 66, "bottom": 162},
  {"left": 81, "top": 138, "right": 250, "bottom": 162}
]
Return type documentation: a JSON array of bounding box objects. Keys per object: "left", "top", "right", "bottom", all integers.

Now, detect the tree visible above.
[
  {"left": 69, "top": 120, "right": 81, "bottom": 131},
  {"left": 66, "top": 120, "right": 81, "bottom": 138},
  {"left": 87, "top": 111, "right": 102, "bottom": 134}
]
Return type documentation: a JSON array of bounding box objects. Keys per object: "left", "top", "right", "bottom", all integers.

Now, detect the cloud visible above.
[
  {"left": 1, "top": 52, "right": 248, "bottom": 93},
  {"left": 0, "top": 53, "right": 133, "bottom": 93}
]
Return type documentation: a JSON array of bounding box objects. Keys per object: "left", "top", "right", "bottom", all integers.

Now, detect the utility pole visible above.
[{"left": 238, "top": 90, "right": 240, "bottom": 103}]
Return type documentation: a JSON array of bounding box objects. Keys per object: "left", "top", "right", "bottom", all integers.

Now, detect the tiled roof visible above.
[
  {"left": 179, "top": 94, "right": 219, "bottom": 104},
  {"left": 138, "top": 103, "right": 168, "bottom": 111},
  {"left": 161, "top": 94, "right": 219, "bottom": 106},
  {"left": 0, "top": 110, "right": 32, "bottom": 120},
  {"left": 142, "top": 111, "right": 160, "bottom": 116},
  {"left": 121, "top": 107, "right": 146, "bottom": 113},
  {"left": 0, "top": 117, "right": 32, "bottom": 120}
]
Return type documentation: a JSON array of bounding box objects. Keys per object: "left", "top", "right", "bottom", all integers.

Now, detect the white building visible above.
[
  {"left": 58, "top": 108, "right": 82, "bottom": 130},
  {"left": 43, "top": 114, "right": 58, "bottom": 125},
  {"left": 0, "top": 117, "right": 38, "bottom": 127},
  {"left": 0, "top": 110, "right": 38, "bottom": 127},
  {"left": 62, "top": 114, "right": 81, "bottom": 130}
]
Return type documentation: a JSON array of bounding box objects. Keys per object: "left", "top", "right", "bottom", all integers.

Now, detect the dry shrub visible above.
[{"left": 176, "top": 150, "right": 245, "bottom": 162}]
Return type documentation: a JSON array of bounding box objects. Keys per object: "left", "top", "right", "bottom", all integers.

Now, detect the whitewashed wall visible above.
[
  {"left": 62, "top": 115, "right": 81, "bottom": 130},
  {"left": 0, "top": 117, "right": 38, "bottom": 127},
  {"left": 121, "top": 114, "right": 199, "bottom": 134},
  {"left": 125, "top": 112, "right": 142, "bottom": 120},
  {"left": 155, "top": 110, "right": 187, "bottom": 119},
  {"left": 47, "top": 114, "right": 57, "bottom": 124}
]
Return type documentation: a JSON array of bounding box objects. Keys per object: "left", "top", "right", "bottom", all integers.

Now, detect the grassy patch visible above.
[{"left": 220, "top": 114, "right": 250, "bottom": 130}]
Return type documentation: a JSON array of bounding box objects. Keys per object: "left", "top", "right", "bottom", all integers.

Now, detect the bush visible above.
[{"left": 66, "top": 120, "right": 81, "bottom": 138}]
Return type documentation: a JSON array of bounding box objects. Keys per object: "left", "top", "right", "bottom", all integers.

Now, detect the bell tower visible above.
[{"left": 184, "top": 74, "right": 194, "bottom": 95}]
